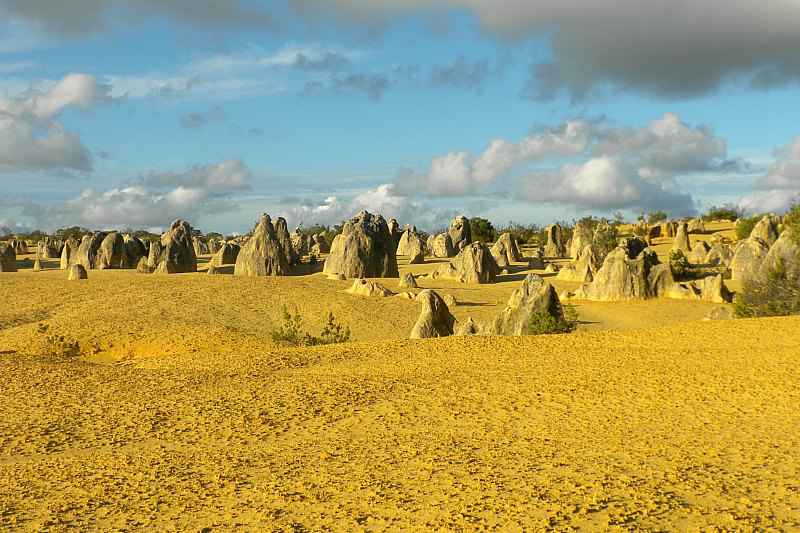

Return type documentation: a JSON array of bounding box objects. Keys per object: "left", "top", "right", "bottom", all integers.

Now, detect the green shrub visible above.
[
  {"left": 497, "top": 222, "right": 543, "bottom": 245},
  {"left": 784, "top": 203, "right": 800, "bottom": 245},
  {"left": 469, "top": 217, "right": 497, "bottom": 243},
  {"left": 36, "top": 323, "right": 81, "bottom": 357},
  {"left": 703, "top": 204, "right": 743, "bottom": 222},
  {"left": 271, "top": 306, "right": 352, "bottom": 347},
  {"left": 734, "top": 260, "right": 800, "bottom": 318},
  {"left": 592, "top": 223, "right": 619, "bottom": 262},
  {"left": 646, "top": 211, "right": 668, "bottom": 224},
  {"left": 527, "top": 304, "right": 578, "bottom": 335},
  {"left": 735, "top": 216, "right": 760, "bottom": 241}
]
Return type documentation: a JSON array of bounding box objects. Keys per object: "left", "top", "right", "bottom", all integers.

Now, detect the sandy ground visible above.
[{"left": 3, "top": 221, "right": 798, "bottom": 530}]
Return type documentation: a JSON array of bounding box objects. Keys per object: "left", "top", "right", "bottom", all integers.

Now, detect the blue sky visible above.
[{"left": 1, "top": 1, "right": 800, "bottom": 234}]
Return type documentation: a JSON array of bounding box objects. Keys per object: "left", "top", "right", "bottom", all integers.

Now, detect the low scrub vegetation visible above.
[
  {"left": 735, "top": 216, "right": 760, "bottom": 240},
  {"left": 734, "top": 261, "right": 800, "bottom": 318},
  {"left": 271, "top": 306, "right": 352, "bottom": 347},
  {"left": 703, "top": 204, "right": 743, "bottom": 222},
  {"left": 527, "top": 304, "right": 579, "bottom": 335}
]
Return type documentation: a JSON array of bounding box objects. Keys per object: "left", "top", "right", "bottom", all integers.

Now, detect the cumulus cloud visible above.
[
  {"left": 399, "top": 113, "right": 740, "bottom": 214},
  {"left": 289, "top": 0, "right": 800, "bottom": 99},
  {"left": 396, "top": 120, "right": 592, "bottom": 196},
  {"left": 738, "top": 138, "right": 800, "bottom": 214},
  {"left": 0, "top": 73, "right": 111, "bottom": 173},
  {"left": 0, "top": 0, "right": 272, "bottom": 37},
  {"left": 519, "top": 157, "right": 694, "bottom": 213},
  {"left": 32, "top": 159, "right": 254, "bottom": 231}
]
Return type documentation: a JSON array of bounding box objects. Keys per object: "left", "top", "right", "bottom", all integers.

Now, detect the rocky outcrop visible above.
[
  {"left": 234, "top": 214, "right": 290, "bottom": 277},
  {"left": 556, "top": 245, "right": 598, "bottom": 282},
  {"left": 96, "top": 232, "right": 127, "bottom": 270},
  {"left": 448, "top": 216, "right": 472, "bottom": 252},
  {"left": 491, "top": 233, "right": 522, "bottom": 268},
  {"left": 311, "top": 234, "right": 330, "bottom": 255},
  {"left": 544, "top": 224, "right": 567, "bottom": 258},
  {"left": 323, "top": 211, "right": 398, "bottom": 279},
  {"left": 687, "top": 218, "right": 706, "bottom": 233},
  {"left": 274, "top": 217, "right": 299, "bottom": 266},
  {"left": 428, "top": 233, "right": 456, "bottom": 258},
  {"left": 671, "top": 222, "right": 691, "bottom": 253},
  {"left": 192, "top": 237, "right": 209, "bottom": 257},
  {"left": 123, "top": 235, "right": 147, "bottom": 268},
  {"left": 74, "top": 233, "right": 106, "bottom": 270},
  {"left": 688, "top": 240, "right": 710, "bottom": 264},
  {"left": 37, "top": 238, "right": 61, "bottom": 260},
  {"left": 0, "top": 243, "right": 16, "bottom": 272},
  {"left": 67, "top": 264, "right": 88, "bottom": 280},
  {"left": 492, "top": 274, "right": 564, "bottom": 336},
  {"left": 146, "top": 240, "right": 162, "bottom": 269},
  {"left": 60, "top": 237, "right": 79, "bottom": 270},
  {"left": 570, "top": 221, "right": 594, "bottom": 259},
  {"left": 569, "top": 240, "right": 663, "bottom": 301},
  {"left": 396, "top": 226, "right": 426, "bottom": 264},
  {"left": 155, "top": 219, "right": 198, "bottom": 274},
  {"left": 455, "top": 317, "right": 483, "bottom": 336},
  {"left": 346, "top": 278, "right": 394, "bottom": 297},
  {"left": 213, "top": 242, "right": 240, "bottom": 266},
  {"left": 291, "top": 229, "right": 308, "bottom": 257},
  {"left": 431, "top": 242, "right": 499, "bottom": 284},
  {"left": 398, "top": 272, "right": 418, "bottom": 289},
  {"left": 706, "top": 240, "right": 734, "bottom": 267},
  {"left": 409, "top": 290, "right": 456, "bottom": 339},
  {"left": 730, "top": 237, "right": 770, "bottom": 282},
  {"left": 759, "top": 230, "right": 800, "bottom": 279},
  {"left": 9, "top": 239, "right": 28, "bottom": 255},
  {"left": 749, "top": 215, "right": 780, "bottom": 246}
]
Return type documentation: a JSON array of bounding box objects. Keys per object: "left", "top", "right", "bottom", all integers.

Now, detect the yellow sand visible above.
[{"left": 2, "top": 222, "right": 799, "bottom": 530}]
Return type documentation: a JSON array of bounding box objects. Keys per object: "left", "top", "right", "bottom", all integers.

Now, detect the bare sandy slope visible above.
[
  {"left": 3, "top": 222, "right": 797, "bottom": 530},
  {"left": 1, "top": 317, "right": 799, "bottom": 531}
]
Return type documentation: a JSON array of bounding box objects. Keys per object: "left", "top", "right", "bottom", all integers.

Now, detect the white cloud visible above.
[
  {"left": 0, "top": 73, "right": 111, "bottom": 173},
  {"left": 398, "top": 113, "right": 732, "bottom": 213},
  {"left": 141, "top": 159, "right": 251, "bottom": 194},
  {"left": 396, "top": 119, "right": 592, "bottom": 195},
  {"left": 739, "top": 138, "right": 800, "bottom": 214}
]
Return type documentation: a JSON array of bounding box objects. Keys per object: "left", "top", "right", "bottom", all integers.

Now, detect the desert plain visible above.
[{"left": 1, "top": 221, "right": 799, "bottom": 531}]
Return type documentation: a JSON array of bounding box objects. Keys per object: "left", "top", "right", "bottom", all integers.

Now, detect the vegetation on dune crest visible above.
[
  {"left": 469, "top": 217, "right": 497, "bottom": 243},
  {"left": 703, "top": 204, "right": 743, "bottom": 222},
  {"left": 271, "top": 305, "right": 352, "bottom": 347},
  {"left": 646, "top": 210, "right": 668, "bottom": 224}
]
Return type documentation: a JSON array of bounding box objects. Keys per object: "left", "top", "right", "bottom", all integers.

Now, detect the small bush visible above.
[
  {"left": 735, "top": 216, "right": 760, "bottom": 241},
  {"left": 271, "top": 305, "right": 352, "bottom": 346},
  {"left": 646, "top": 211, "right": 668, "bottom": 224},
  {"left": 469, "top": 217, "right": 497, "bottom": 243},
  {"left": 734, "top": 261, "right": 800, "bottom": 318},
  {"left": 497, "top": 222, "right": 544, "bottom": 245},
  {"left": 784, "top": 203, "right": 800, "bottom": 244},
  {"left": 592, "top": 223, "right": 619, "bottom": 262},
  {"left": 36, "top": 323, "right": 81, "bottom": 357},
  {"left": 527, "top": 304, "right": 578, "bottom": 335},
  {"left": 703, "top": 204, "right": 743, "bottom": 222}
]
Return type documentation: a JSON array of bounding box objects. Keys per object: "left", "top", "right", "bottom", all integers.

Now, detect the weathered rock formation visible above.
[
  {"left": 346, "top": 278, "right": 394, "bottom": 297},
  {"left": 687, "top": 218, "right": 706, "bottom": 233},
  {"left": 759, "top": 230, "right": 800, "bottom": 279},
  {"left": 213, "top": 242, "right": 240, "bottom": 266},
  {"left": 97, "top": 232, "right": 127, "bottom": 270},
  {"left": 671, "top": 222, "right": 691, "bottom": 253},
  {"left": 123, "top": 235, "right": 147, "bottom": 268},
  {"left": 492, "top": 273, "right": 564, "bottom": 336},
  {"left": 749, "top": 215, "right": 780, "bottom": 246},
  {"left": 556, "top": 245, "right": 598, "bottom": 282},
  {"left": 234, "top": 214, "right": 290, "bottom": 277},
  {"left": 688, "top": 241, "right": 710, "bottom": 264},
  {"left": 311, "top": 234, "right": 330, "bottom": 255},
  {"left": 730, "top": 237, "right": 770, "bottom": 282},
  {"left": 491, "top": 233, "right": 522, "bottom": 268},
  {"left": 448, "top": 216, "right": 472, "bottom": 252},
  {"left": 60, "top": 237, "right": 79, "bottom": 270},
  {"left": 323, "top": 211, "right": 398, "bottom": 279},
  {"left": 67, "top": 264, "right": 88, "bottom": 280},
  {"left": 427, "top": 233, "right": 456, "bottom": 258},
  {"left": 396, "top": 226, "right": 426, "bottom": 264},
  {"left": 274, "top": 217, "right": 299, "bottom": 266},
  {"left": 409, "top": 290, "right": 456, "bottom": 339},
  {"left": 0, "top": 243, "right": 16, "bottom": 272},
  {"left": 569, "top": 240, "right": 663, "bottom": 301},
  {"left": 155, "top": 220, "right": 198, "bottom": 274},
  {"left": 431, "top": 242, "right": 499, "bottom": 284},
  {"left": 398, "top": 272, "right": 418, "bottom": 289},
  {"left": 544, "top": 224, "right": 567, "bottom": 258},
  {"left": 570, "top": 221, "right": 594, "bottom": 259}
]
